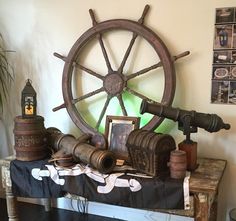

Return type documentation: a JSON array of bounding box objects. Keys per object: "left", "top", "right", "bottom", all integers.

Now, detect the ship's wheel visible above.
[{"left": 53, "top": 5, "right": 189, "bottom": 147}]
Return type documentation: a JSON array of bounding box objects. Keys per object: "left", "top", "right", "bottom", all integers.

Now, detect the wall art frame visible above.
[
  {"left": 211, "top": 7, "right": 236, "bottom": 105},
  {"left": 105, "top": 115, "right": 140, "bottom": 162}
]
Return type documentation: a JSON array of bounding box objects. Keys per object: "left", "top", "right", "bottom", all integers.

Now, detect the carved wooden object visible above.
[
  {"left": 52, "top": 5, "right": 190, "bottom": 147},
  {"left": 13, "top": 116, "right": 49, "bottom": 161}
]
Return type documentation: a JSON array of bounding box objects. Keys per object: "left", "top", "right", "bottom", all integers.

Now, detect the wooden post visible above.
[
  {"left": 179, "top": 141, "right": 198, "bottom": 171},
  {"left": 42, "top": 198, "right": 51, "bottom": 212},
  {"left": 195, "top": 193, "right": 209, "bottom": 221},
  {"left": 2, "top": 166, "right": 19, "bottom": 221}
]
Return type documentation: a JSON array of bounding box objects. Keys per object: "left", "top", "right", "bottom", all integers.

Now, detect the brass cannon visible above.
[
  {"left": 140, "top": 99, "right": 230, "bottom": 137},
  {"left": 46, "top": 128, "right": 116, "bottom": 174},
  {"left": 140, "top": 99, "right": 230, "bottom": 170}
]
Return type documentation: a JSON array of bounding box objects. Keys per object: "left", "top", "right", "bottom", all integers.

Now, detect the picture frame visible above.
[
  {"left": 215, "top": 7, "right": 235, "bottom": 24},
  {"left": 211, "top": 7, "right": 236, "bottom": 105},
  {"left": 105, "top": 115, "right": 140, "bottom": 162}
]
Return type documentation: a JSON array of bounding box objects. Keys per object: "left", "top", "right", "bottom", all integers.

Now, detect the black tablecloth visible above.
[{"left": 10, "top": 159, "right": 185, "bottom": 209}]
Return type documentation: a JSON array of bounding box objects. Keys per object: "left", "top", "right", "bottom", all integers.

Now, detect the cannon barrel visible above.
[
  {"left": 140, "top": 100, "right": 230, "bottom": 132},
  {"left": 46, "top": 127, "right": 116, "bottom": 174}
]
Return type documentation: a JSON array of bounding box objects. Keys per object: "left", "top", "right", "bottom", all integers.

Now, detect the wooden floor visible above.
[{"left": 0, "top": 198, "right": 124, "bottom": 221}]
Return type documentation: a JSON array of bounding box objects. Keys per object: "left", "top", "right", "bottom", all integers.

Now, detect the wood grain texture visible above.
[{"left": 189, "top": 158, "right": 226, "bottom": 193}]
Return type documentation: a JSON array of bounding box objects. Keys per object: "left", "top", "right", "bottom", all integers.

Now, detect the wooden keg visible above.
[
  {"left": 169, "top": 150, "right": 187, "bottom": 179},
  {"left": 14, "top": 116, "right": 49, "bottom": 161}
]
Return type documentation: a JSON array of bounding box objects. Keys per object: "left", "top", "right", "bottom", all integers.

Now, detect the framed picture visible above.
[
  {"left": 105, "top": 115, "right": 140, "bottom": 161},
  {"left": 214, "top": 25, "right": 233, "bottom": 49},
  {"left": 211, "top": 7, "right": 236, "bottom": 105},
  {"left": 215, "top": 7, "right": 235, "bottom": 24}
]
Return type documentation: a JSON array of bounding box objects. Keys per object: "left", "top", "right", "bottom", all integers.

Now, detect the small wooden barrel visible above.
[
  {"left": 169, "top": 150, "right": 187, "bottom": 179},
  {"left": 14, "top": 116, "right": 48, "bottom": 161}
]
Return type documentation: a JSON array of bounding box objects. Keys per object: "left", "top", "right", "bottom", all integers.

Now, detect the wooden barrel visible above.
[
  {"left": 169, "top": 150, "right": 187, "bottom": 179},
  {"left": 14, "top": 116, "right": 49, "bottom": 161}
]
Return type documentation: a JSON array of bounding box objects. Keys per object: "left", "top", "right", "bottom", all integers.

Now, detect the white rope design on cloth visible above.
[
  {"left": 31, "top": 164, "right": 142, "bottom": 194},
  {"left": 183, "top": 171, "right": 191, "bottom": 210}
]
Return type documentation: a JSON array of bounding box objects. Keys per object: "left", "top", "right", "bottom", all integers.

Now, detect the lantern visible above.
[{"left": 21, "top": 79, "right": 37, "bottom": 118}]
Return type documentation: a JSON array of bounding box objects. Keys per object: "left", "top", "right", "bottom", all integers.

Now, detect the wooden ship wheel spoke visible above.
[
  {"left": 95, "top": 95, "right": 112, "bottom": 130},
  {"left": 73, "top": 62, "right": 105, "bottom": 80},
  {"left": 53, "top": 5, "right": 189, "bottom": 147},
  {"left": 117, "top": 94, "right": 128, "bottom": 116},
  {"left": 72, "top": 87, "right": 105, "bottom": 104}
]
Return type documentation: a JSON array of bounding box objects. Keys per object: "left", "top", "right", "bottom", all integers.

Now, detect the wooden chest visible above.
[{"left": 126, "top": 129, "right": 176, "bottom": 176}]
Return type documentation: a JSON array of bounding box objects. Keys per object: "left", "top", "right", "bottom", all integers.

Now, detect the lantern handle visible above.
[{"left": 26, "top": 78, "right": 32, "bottom": 84}]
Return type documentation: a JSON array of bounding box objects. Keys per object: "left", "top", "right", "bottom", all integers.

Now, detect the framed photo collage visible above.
[{"left": 211, "top": 7, "right": 236, "bottom": 104}]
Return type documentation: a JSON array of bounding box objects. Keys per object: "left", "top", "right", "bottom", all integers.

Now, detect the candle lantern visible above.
[{"left": 21, "top": 79, "right": 37, "bottom": 118}]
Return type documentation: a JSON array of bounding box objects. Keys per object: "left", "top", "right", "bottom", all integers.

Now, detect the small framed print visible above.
[
  {"left": 105, "top": 115, "right": 140, "bottom": 161},
  {"left": 215, "top": 7, "right": 235, "bottom": 24},
  {"left": 211, "top": 80, "right": 229, "bottom": 104},
  {"left": 214, "top": 25, "right": 233, "bottom": 49},
  {"left": 229, "top": 81, "right": 236, "bottom": 104}
]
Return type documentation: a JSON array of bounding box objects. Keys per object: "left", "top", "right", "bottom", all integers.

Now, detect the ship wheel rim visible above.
[{"left": 62, "top": 19, "right": 176, "bottom": 141}]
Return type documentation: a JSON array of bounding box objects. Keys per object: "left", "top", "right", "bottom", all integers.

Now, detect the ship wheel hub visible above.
[{"left": 103, "top": 73, "right": 125, "bottom": 96}]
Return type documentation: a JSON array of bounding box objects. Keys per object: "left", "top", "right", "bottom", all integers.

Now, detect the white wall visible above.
[{"left": 0, "top": 0, "right": 236, "bottom": 220}]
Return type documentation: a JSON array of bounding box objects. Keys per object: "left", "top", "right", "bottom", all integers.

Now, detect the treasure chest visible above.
[{"left": 126, "top": 129, "right": 176, "bottom": 176}]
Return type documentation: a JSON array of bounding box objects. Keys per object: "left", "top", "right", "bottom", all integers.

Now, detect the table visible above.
[{"left": 0, "top": 157, "right": 226, "bottom": 221}]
